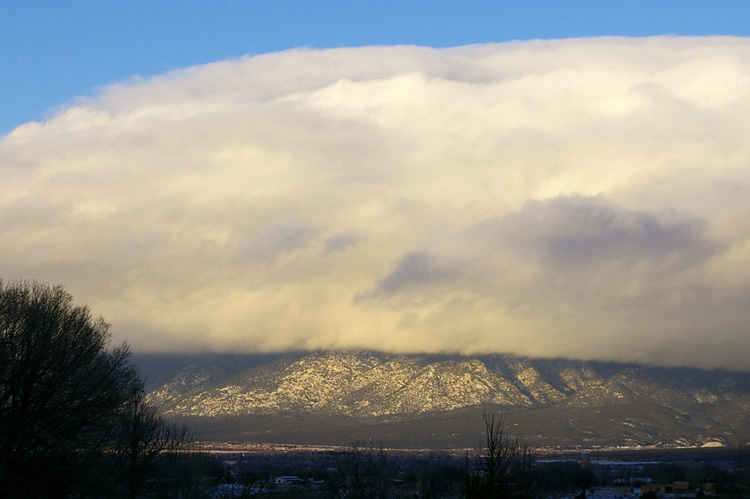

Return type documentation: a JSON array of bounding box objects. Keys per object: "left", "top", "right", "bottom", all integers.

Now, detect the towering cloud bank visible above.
[{"left": 2, "top": 37, "right": 749, "bottom": 369}]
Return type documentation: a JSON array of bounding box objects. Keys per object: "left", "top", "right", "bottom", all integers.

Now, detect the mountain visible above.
[{"left": 134, "top": 351, "right": 750, "bottom": 449}]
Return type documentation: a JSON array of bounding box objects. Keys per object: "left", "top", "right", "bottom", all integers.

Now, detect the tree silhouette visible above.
[
  {"left": 112, "top": 387, "right": 191, "bottom": 499},
  {"left": 331, "top": 441, "right": 397, "bottom": 499},
  {"left": 0, "top": 280, "right": 187, "bottom": 498},
  {"left": 464, "top": 412, "right": 536, "bottom": 499}
]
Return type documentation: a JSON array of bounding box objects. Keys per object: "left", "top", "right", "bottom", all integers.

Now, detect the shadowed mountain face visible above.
[{"left": 133, "top": 351, "right": 750, "bottom": 449}]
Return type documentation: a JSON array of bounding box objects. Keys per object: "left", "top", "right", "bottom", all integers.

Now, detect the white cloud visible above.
[{"left": 2, "top": 37, "right": 750, "bottom": 369}]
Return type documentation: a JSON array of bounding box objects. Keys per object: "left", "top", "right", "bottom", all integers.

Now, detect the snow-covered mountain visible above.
[{"left": 136, "top": 351, "right": 750, "bottom": 448}]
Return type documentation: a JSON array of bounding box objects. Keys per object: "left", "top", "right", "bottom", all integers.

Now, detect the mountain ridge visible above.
[{"left": 134, "top": 351, "right": 750, "bottom": 449}]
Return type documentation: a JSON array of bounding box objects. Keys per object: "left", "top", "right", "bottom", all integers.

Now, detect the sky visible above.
[{"left": 2, "top": 2, "right": 750, "bottom": 370}]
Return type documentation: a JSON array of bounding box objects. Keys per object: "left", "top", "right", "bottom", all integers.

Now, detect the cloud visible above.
[
  {"left": 362, "top": 251, "right": 460, "bottom": 299},
  {"left": 2, "top": 37, "right": 750, "bottom": 370},
  {"left": 235, "top": 219, "right": 317, "bottom": 262},
  {"left": 492, "top": 196, "right": 717, "bottom": 269}
]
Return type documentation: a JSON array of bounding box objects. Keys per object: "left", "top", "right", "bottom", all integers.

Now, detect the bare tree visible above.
[
  {"left": 0, "top": 280, "right": 193, "bottom": 498},
  {"left": 0, "top": 280, "right": 141, "bottom": 497},
  {"left": 329, "top": 441, "right": 398, "bottom": 499},
  {"left": 112, "top": 387, "right": 192, "bottom": 499},
  {"left": 416, "top": 456, "right": 460, "bottom": 499},
  {"left": 464, "top": 412, "right": 536, "bottom": 499}
]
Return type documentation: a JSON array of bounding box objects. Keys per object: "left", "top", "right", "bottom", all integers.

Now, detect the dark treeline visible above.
[
  {"left": 205, "top": 440, "right": 750, "bottom": 498},
  {"left": 188, "top": 440, "right": 750, "bottom": 498},
  {"left": 2, "top": 281, "right": 750, "bottom": 498}
]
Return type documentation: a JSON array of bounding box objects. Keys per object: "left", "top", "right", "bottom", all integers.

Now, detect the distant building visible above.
[
  {"left": 274, "top": 475, "right": 304, "bottom": 485},
  {"left": 641, "top": 481, "right": 690, "bottom": 495},
  {"left": 614, "top": 477, "right": 652, "bottom": 485}
]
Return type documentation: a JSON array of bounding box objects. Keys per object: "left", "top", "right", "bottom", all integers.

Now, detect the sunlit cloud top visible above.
[{"left": 2, "top": 37, "right": 749, "bottom": 370}]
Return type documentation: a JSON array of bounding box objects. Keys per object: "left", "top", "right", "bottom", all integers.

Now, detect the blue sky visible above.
[{"left": 2, "top": 1, "right": 750, "bottom": 134}]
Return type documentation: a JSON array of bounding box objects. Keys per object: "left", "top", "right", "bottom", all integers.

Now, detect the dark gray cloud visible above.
[
  {"left": 493, "top": 196, "right": 717, "bottom": 270},
  {"left": 368, "top": 251, "right": 455, "bottom": 297},
  {"left": 324, "top": 233, "right": 359, "bottom": 253},
  {"left": 235, "top": 220, "right": 316, "bottom": 262}
]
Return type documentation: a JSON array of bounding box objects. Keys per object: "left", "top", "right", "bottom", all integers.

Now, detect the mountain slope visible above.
[{"left": 136, "top": 351, "right": 750, "bottom": 448}]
